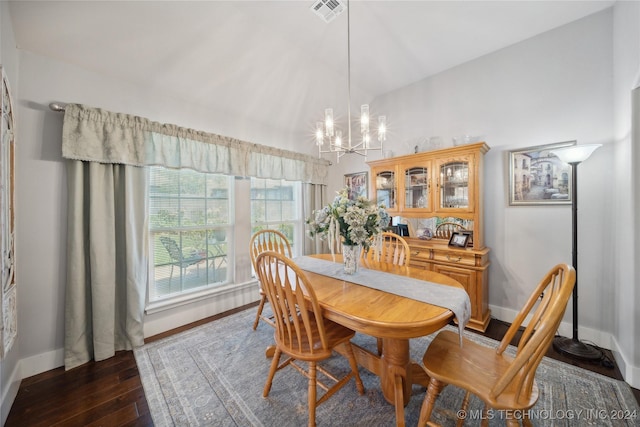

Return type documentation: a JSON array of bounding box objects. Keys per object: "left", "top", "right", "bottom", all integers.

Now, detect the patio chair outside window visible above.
[{"left": 160, "top": 236, "right": 205, "bottom": 283}]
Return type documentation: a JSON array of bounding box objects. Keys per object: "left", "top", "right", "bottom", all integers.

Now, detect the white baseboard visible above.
[
  {"left": 489, "top": 304, "right": 639, "bottom": 389},
  {"left": 19, "top": 348, "right": 65, "bottom": 380},
  {"left": 1, "top": 358, "right": 21, "bottom": 425},
  {"left": 489, "top": 305, "right": 611, "bottom": 348},
  {"left": 2, "top": 347, "right": 65, "bottom": 425},
  {"left": 610, "top": 335, "right": 640, "bottom": 389}
]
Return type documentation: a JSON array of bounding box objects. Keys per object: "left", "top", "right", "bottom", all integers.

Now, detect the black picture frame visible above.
[
  {"left": 448, "top": 231, "right": 469, "bottom": 248},
  {"left": 460, "top": 230, "right": 473, "bottom": 247}
]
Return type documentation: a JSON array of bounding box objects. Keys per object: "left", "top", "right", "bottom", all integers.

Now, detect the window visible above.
[
  {"left": 250, "top": 178, "right": 302, "bottom": 256},
  {"left": 149, "top": 167, "right": 233, "bottom": 301}
]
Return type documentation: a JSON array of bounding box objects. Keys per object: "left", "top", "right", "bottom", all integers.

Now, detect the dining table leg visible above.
[{"left": 380, "top": 338, "right": 411, "bottom": 426}]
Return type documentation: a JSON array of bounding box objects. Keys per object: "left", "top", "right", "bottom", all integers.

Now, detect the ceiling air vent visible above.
[{"left": 310, "top": 0, "right": 346, "bottom": 23}]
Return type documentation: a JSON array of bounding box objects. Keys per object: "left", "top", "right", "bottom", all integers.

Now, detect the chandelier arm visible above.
[
  {"left": 348, "top": 150, "right": 367, "bottom": 157},
  {"left": 347, "top": 140, "right": 366, "bottom": 151}
]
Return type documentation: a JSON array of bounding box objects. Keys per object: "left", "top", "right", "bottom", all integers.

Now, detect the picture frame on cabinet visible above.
[
  {"left": 344, "top": 171, "right": 368, "bottom": 200},
  {"left": 508, "top": 141, "right": 575, "bottom": 206},
  {"left": 460, "top": 230, "right": 473, "bottom": 247},
  {"left": 448, "top": 231, "right": 469, "bottom": 248}
]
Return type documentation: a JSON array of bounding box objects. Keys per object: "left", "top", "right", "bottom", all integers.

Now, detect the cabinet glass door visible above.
[
  {"left": 375, "top": 170, "right": 396, "bottom": 210},
  {"left": 439, "top": 161, "right": 469, "bottom": 209},
  {"left": 404, "top": 166, "right": 430, "bottom": 210}
]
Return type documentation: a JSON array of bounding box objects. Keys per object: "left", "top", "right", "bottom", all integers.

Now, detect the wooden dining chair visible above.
[
  {"left": 417, "top": 263, "right": 576, "bottom": 427},
  {"left": 255, "top": 251, "right": 365, "bottom": 427},
  {"left": 363, "top": 231, "right": 411, "bottom": 355},
  {"left": 250, "top": 229, "right": 292, "bottom": 330},
  {"left": 434, "top": 222, "right": 466, "bottom": 240},
  {"left": 363, "top": 231, "right": 411, "bottom": 266}
]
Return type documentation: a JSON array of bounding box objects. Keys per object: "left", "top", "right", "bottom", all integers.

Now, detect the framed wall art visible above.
[
  {"left": 0, "top": 66, "right": 16, "bottom": 357},
  {"left": 508, "top": 141, "right": 575, "bottom": 206},
  {"left": 344, "top": 171, "right": 368, "bottom": 200}
]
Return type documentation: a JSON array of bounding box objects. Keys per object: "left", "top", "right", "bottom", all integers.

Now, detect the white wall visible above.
[
  {"left": 0, "top": 2, "right": 22, "bottom": 424},
  {"left": 375, "top": 8, "right": 613, "bottom": 331},
  {"left": 335, "top": 8, "right": 622, "bottom": 361},
  {"left": 611, "top": 0, "right": 640, "bottom": 388}
]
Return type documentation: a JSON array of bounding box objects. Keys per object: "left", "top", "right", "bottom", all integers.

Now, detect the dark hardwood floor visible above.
[{"left": 6, "top": 303, "right": 639, "bottom": 426}]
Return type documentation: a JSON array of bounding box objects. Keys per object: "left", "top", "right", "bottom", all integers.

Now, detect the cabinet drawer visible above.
[
  {"left": 410, "top": 248, "right": 431, "bottom": 262},
  {"left": 432, "top": 250, "right": 476, "bottom": 266}
]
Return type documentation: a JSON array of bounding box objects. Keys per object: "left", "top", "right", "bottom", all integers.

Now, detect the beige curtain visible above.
[
  {"left": 303, "top": 183, "right": 328, "bottom": 255},
  {"left": 64, "top": 161, "right": 147, "bottom": 370}
]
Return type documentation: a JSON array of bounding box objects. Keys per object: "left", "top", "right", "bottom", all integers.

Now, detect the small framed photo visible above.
[
  {"left": 344, "top": 171, "right": 368, "bottom": 200},
  {"left": 448, "top": 231, "right": 469, "bottom": 248},
  {"left": 460, "top": 230, "right": 473, "bottom": 247},
  {"left": 508, "top": 141, "right": 575, "bottom": 206}
]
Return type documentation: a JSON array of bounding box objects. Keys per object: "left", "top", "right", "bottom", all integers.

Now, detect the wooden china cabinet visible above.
[{"left": 368, "top": 142, "right": 491, "bottom": 331}]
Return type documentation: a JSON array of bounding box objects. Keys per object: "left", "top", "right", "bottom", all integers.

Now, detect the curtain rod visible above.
[{"left": 49, "top": 102, "right": 66, "bottom": 112}]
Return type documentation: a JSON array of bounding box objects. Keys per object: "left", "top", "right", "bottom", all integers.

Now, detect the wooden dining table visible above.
[{"left": 297, "top": 253, "right": 466, "bottom": 427}]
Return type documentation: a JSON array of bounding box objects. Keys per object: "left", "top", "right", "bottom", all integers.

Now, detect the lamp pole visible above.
[{"left": 550, "top": 143, "right": 602, "bottom": 361}]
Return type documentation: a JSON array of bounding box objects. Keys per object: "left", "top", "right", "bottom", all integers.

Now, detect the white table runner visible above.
[{"left": 294, "top": 256, "right": 470, "bottom": 342}]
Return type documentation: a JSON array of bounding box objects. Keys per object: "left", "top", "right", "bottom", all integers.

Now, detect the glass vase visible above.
[{"left": 342, "top": 244, "right": 362, "bottom": 275}]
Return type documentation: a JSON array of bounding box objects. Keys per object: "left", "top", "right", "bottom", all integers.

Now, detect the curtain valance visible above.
[{"left": 62, "top": 103, "right": 330, "bottom": 184}]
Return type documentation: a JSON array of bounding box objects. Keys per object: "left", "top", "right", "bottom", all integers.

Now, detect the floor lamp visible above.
[{"left": 550, "top": 143, "right": 602, "bottom": 360}]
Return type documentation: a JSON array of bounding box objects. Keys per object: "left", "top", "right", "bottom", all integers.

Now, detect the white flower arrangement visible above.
[{"left": 306, "top": 188, "right": 390, "bottom": 254}]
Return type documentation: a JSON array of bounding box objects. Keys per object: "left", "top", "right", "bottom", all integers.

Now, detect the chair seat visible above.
[
  {"left": 179, "top": 253, "right": 205, "bottom": 266},
  {"left": 423, "top": 330, "right": 539, "bottom": 410},
  {"left": 277, "top": 314, "right": 356, "bottom": 361}
]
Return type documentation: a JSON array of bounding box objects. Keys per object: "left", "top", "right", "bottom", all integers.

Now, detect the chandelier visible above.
[{"left": 314, "top": 0, "right": 386, "bottom": 163}]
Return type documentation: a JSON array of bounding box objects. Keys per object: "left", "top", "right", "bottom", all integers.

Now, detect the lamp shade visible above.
[{"left": 550, "top": 144, "right": 601, "bottom": 164}]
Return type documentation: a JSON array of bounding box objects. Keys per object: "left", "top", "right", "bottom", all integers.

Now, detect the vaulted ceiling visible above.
[{"left": 8, "top": 1, "right": 614, "bottom": 140}]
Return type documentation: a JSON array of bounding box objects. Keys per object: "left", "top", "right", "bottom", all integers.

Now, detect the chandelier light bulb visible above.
[
  {"left": 325, "top": 108, "right": 334, "bottom": 137},
  {"left": 360, "top": 104, "right": 370, "bottom": 134},
  {"left": 378, "top": 116, "right": 387, "bottom": 142},
  {"left": 315, "top": 122, "right": 324, "bottom": 146},
  {"left": 363, "top": 131, "right": 371, "bottom": 149},
  {"left": 335, "top": 130, "right": 343, "bottom": 147}
]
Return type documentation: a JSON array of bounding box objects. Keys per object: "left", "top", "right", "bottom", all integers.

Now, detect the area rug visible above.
[{"left": 134, "top": 308, "right": 639, "bottom": 426}]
